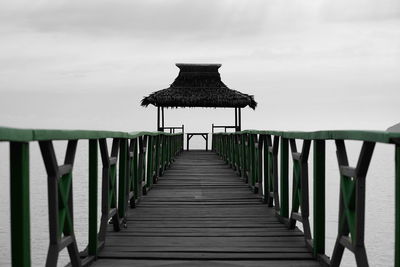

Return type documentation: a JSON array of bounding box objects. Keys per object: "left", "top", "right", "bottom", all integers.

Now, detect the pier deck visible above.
[{"left": 93, "top": 151, "right": 320, "bottom": 267}]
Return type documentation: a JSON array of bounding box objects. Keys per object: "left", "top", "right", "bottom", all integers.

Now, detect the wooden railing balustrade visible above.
[
  {"left": 2, "top": 127, "right": 183, "bottom": 267},
  {"left": 4, "top": 125, "right": 400, "bottom": 267},
  {"left": 213, "top": 130, "right": 400, "bottom": 267}
]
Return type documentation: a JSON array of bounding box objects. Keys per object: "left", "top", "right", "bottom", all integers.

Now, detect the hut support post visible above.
[
  {"left": 182, "top": 125, "right": 185, "bottom": 151},
  {"left": 162, "top": 107, "right": 165, "bottom": 131},
  {"left": 235, "top": 108, "right": 238, "bottom": 131},
  {"left": 237, "top": 108, "right": 242, "bottom": 132},
  {"left": 157, "top": 107, "right": 161, "bottom": 132}
]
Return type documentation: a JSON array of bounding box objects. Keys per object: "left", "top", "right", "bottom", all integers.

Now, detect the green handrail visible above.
[
  {"left": 2, "top": 126, "right": 183, "bottom": 267},
  {"left": 213, "top": 129, "right": 400, "bottom": 267}
]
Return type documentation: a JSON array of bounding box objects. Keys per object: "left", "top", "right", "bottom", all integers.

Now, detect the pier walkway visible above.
[{"left": 93, "top": 151, "right": 320, "bottom": 267}]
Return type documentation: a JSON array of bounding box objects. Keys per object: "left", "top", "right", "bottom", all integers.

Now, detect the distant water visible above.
[{"left": 0, "top": 140, "right": 396, "bottom": 266}]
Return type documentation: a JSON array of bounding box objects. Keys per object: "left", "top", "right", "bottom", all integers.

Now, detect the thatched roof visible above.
[{"left": 141, "top": 63, "right": 257, "bottom": 109}]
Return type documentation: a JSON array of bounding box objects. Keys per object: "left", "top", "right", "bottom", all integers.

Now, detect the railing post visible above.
[
  {"left": 218, "top": 134, "right": 222, "bottom": 156},
  {"left": 162, "top": 136, "right": 166, "bottom": 170},
  {"left": 168, "top": 135, "right": 171, "bottom": 164},
  {"left": 313, "top": 140, "right": 325, "bottom": 257},
  {"left": 154, "top": 135, "right": 161, "bottom": 178},
  {"left": 235, "top": 135, "right": 241, "bottom": 175},
  {"left": 157, "top": 135, "right": 162, "bottom": 176},
  {"left": 263, "top": 135, "right": 268, "bottom": 202},
  {"left": 257, "top": 135, "right": 263, "bottom": 194},
  {"left": 250, "top": 134, "right": 256, "bottom": 189},
  {"left": 396, "top": 143, "right": 400, "bottom": 267},
  {"left": 129, "top": 138, "right": 138, "bottom": 208},
  {"left": 280, "top": 137, "right": 289, "bottom": 218},
  {"left": 10, "top": 142, "right": 31, "bottom": 267},
  {"left": 146, "top": 136, "right": 153, "bottom": 192},
  {"left": 133, "top": 139, "right": 139, "bottom": 202},
  {"left": 215, "top": 134, "right": 219, "bottom": 155},
  {"left": 264, "top": 135, "right": 280, "bottom": 209},
  {"left": 244, "top": 134, "right": 249, "bottom": 181},
  {"left": 211, "top": 131, "right": 214, "bottom": 151},
  {"left": 138, "top": 136, "right": 146, "bottom": 198},
  {"left": 229, "top": 135, "right": 234, "bottom": 167},
  {"left": 118, "top": 138, "right": 128, "bottom": 222},
  {"left": 88, "top": 139, "right": 98, "bottom": 258}
]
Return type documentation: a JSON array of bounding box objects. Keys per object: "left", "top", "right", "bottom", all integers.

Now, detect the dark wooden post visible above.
[
  {"left": 10, "top": 142, "right": 31, "bottom": 267},
  {"left": 157, "top": 107, "right": 161, "bottom": 131},
  {"left": 88, "top": 139, "right": 98, "bottom": 258},
  {"left": 211, "top": 124, "right": 214, "bottom": 151},
  {"left": 161, "top": 107, "right": 165, "bottom": 131},
  {"left": 118, "top": 139, "right": 128, "bottom": 221},
  {"left": 235, "top": 108, "right": 238, "bottom": 131},
  {"left": 182, "top": 125, "right": 185, "bottom": 150},
  {"left": 237, "top": 108, "right": 241, "bottom": 131},
  {"left": 313, "top": 140, "right": 326, "bottom": 257},
  {"left": 396, "top": 143, "right": 400, "bottom": 266},
  {"left": 280, "top": 137, "right": 289, "bottom": 218}
]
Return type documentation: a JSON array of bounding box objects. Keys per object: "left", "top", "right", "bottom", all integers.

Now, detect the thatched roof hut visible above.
[{"left": 141, "top": 63, "right": 257, "bottom": 109}]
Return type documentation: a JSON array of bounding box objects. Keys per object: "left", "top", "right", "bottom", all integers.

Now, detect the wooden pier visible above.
[
  {"left": 93, "top": 151, "right": 319, "bottom": 267},
  {"left": 3, "top": 127, "right": 400, "bottom": 267}
]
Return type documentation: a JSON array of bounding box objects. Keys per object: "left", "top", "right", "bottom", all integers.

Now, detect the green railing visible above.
[
  {"left": 213, "top": 129, "right": 400, "bottom": 267},
  {"left": 1, "top": 127, "right": 183, "bottom": 267}
]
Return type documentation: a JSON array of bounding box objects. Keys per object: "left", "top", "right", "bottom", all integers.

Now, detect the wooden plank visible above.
[
  {"left": 104, "top": 233, "right": 303, "bottom": 238},
  {"left": 97, "top": 251, "right": 316, "bottom": 260},
  {"left": 92, "top": 259, "right": 321, "bottom": 267},
  {"left": 104, "top": 237, "right": 307, "bottom": 245},
  {"left": 101, "top": 247, "right": 310, "bottom": 253}
]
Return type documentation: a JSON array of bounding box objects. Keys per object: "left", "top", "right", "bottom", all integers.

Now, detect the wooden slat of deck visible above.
[{"left": 93, "top": 151, "right": 320, "bottom": 267}]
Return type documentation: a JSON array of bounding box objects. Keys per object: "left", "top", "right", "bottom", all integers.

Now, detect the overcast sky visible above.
[{"left": 0, "top": 0, "right": 399, "bottom": 132}]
